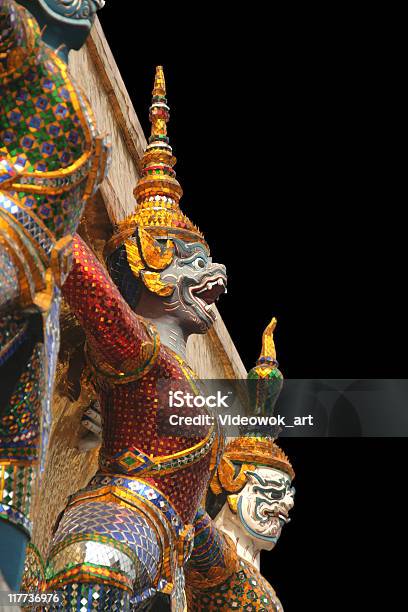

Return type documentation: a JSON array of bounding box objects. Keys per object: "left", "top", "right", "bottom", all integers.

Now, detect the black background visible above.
[{"left": 98, "top": 7, "right": 403, "bottom": 610}]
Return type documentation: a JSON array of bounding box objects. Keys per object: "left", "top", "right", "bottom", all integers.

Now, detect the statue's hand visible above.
[{"left": 77, "top": 400, "right": 102, "bottom": 451}]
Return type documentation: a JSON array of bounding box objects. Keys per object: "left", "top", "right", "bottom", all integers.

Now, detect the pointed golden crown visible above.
[
  {"left": 105, "top": 66, "right": 208, "bottom": 259},
  {"left": 224, "top": 437, "right": 294, "bottom": 479},
  {"left": 211, "top": 436, "right": 294, "bottom": 499}
]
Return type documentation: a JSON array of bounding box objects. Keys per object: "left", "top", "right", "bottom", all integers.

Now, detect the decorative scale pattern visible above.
[
  {"left": 187, "top": 558, "right": 283, "bottom": 612},
  {"left": 46, "top": 500, "right": 162, "bottom": 606},
  {"left": 0, "top": 190, "right": 55, "bottom": 256},
  {"left": 87, "top": 475, "right": 185, "bottom": 537},
  {"left": 188, "top": 508, "right": 229, "bottom": 575},
  {"left": 52, "top": 501, "right": 159, "bottom": 566}
]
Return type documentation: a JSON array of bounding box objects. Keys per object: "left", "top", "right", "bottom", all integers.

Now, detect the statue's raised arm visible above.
[{"left": 0, "top": 0, "right": 108, "bottom": 592}]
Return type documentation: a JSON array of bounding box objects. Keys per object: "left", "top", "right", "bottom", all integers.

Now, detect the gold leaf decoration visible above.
[
  {"left": 125, "top": 237, "right": 144, "bottom": 278},
  {"left": 141, "top": 270, "right": 174, "bottom": 296},
  {"left": 261, "top": 317, "right": 277, "bottom": 360},
  {"left": 138, "top": 227, "right": 174, "bottom": 271}
]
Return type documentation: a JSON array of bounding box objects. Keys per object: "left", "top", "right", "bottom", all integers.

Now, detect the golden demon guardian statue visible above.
[
  {"left": 0, "top": 0, "right": 108, "bottom": 592},
  {"left": 0, "top": 2, "right": 296, "bottom": 609},
  {"left": 43, "top": 65, "right": 227, "bottom": 611}
]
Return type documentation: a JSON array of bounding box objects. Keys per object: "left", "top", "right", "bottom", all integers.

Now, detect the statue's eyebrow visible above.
[
  {"left": 179, "top": 246, "right": 209, "bottom": 264},
  {"left": 173, "top": 238, "right": 209, "bottom": 258},
  {"left": 247, "top": 471, "right": 291, "bottom": 489},
  {"left": 245, "top": 471, "right": 265, "bottom": 485},
  {"left": 256, "top": 478, "right": 291, "bottom": 489},
  {"left": 186, "top": 244, "right": 208, "bottom": 256},
  {"left": 254, "top": 480, "right": 285, "bottom": 488}
]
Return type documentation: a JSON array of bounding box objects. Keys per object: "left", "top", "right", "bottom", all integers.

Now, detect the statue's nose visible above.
[
  {"left": 284, "top": 497, "right": 295, "bottom": 510},
  {"left": 213, "top": 262, "right": 227, "bottom": 276}
]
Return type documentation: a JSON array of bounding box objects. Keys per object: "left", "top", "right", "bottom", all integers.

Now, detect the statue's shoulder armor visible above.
[
  {"left": 0, "top": 4, "right": 110, "bottom": 309},
  {"left": 1, "top": 4, "right": 110, "bottom": 237}
]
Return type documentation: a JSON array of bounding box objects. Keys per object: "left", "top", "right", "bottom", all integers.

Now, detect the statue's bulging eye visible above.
[{"left": 192, "top": 258, "right": 206, "bottom": 270}]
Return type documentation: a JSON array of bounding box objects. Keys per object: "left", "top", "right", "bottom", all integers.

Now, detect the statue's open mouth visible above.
[{"left": 189, "top": 274, "right": 227, "bottom": 322}]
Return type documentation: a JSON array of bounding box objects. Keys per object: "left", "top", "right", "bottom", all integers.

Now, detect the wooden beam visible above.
[{"left": 86, "top": 18, "right": 146, "bottom": 173}]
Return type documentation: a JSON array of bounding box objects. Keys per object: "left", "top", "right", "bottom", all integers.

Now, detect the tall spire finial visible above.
[
  {"left": 105, "top": 66, "right": 208, "bottom": 264},
  {"left": 152, "top": 65, "right": 166, "bottom": 97},
  {"left": 149, "top": 66, "right": 170, "bottom": 142},
  {"left": 260, "top": 317, "right": 278, "bottom": 361}
]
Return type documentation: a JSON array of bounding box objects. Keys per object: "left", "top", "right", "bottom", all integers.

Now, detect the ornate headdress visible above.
[
  {"left": 211, "top": 437, "right": 295, "bottom": 496},
  {"left": 105, "top": 66, "right": 208, "bottom": 296},
  {"left": 210, "top": 437, "right": 294, "bottom": 514},
  {"left": 208, "top": 323, "right": 294, "bottom": 514}
]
